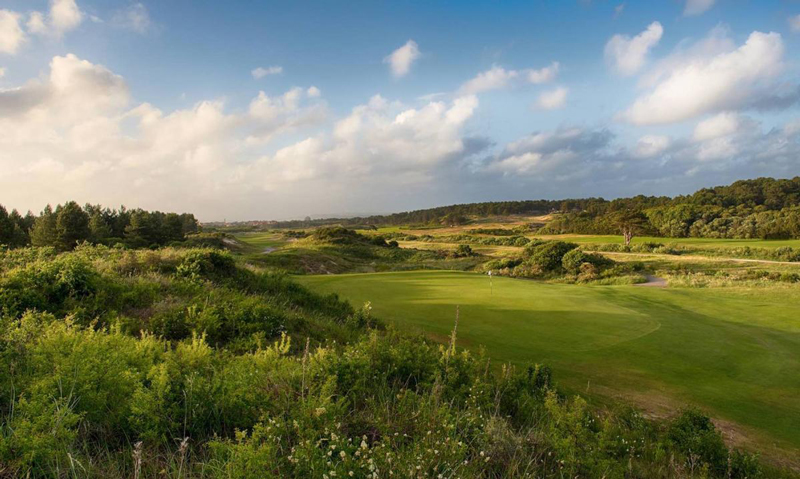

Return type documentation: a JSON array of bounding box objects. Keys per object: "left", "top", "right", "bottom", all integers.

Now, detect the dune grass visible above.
[
  {"left": 531, "top": 234, "right": 800, "bottom": 249},
  {"left": 297, "top": 270, "right": 800, "bottom": 459}
]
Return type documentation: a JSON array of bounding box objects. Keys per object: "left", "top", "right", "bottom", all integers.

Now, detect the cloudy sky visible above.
[{"left": 1, "top": 0, "right": 800, "bottom": 220}]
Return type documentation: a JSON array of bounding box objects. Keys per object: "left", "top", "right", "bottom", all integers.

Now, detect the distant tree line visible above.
[
  {"left": 0, "top": 201, "right": 199, "bottom": 251},
  {"left": 265, "top": 177, "right": 800, "bottom": 239},
  {"left": 540, "top": 177, "right": 800, "bottom": 240}
]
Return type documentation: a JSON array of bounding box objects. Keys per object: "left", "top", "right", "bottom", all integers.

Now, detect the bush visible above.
[
  {"left": 561, "top": 249, "right": 613, "bottom": 275},
  {"left": 452, "top": 244, "right": 475, "bottom": 258},
  {"left": 667, "top": 409, "right": 761, "bottom": 477},
  {"left": 524, "top": 241, "right": 578, "bottom": 273},
  {"left": 175, "top": 250, "right": 236, "bottom": 283}
]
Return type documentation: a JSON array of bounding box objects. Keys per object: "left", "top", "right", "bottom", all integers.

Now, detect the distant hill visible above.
[{"left": 253, "top": 177, "right": 800, "bottom": 239}]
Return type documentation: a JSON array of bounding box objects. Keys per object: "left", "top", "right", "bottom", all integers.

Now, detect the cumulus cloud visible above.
[
  {"left": 605, "top": 21, "right": 663, "bottom": 76},
  {"left": 459, "top": 66, "right": 518, "bottom": 94},
  {"left": 384, "top": 40, "right": 420, "bottom": 77},
  {"left": 246, "top": 86, "right": 328, "bottom": 143},
  {"left": 111, "top": 3, "right": 152, "bottom": 34},
  {"left": 251, "top": 66, "right": 283, "bottom": 79},
  {"left": 622, "top": 31, "right": 787, "bottom": 125},
  {"left": 692, "top": 112, "right": 741, "bottom": 141},
  {"left": 0, "top": 10, "right": 25, "bottom": 54},
  {"left": 460, "top": 62, "right": 560, "bottom": 95},
  {"left": 634, "top": 135, "right": 670, "bottom": 158},
  {"left": 684, "top": 0, "right": 715, "bottom": 17},
  {"left": 4, "top": 45, "right": 798, "bottom": 221},
  {"left": 486, "top": 127, "right": 613, "bottom": 176},
  {"left": 26, "top": 12, "right": 47, "bottom": 35},
  {"left": 527, "top": 62, "right": 560, "bottom": 84},
  {"left": 26, "top": 0, "right": 83, "bottom": 38},
  {"left": 0, "top": 54, "right": 486, "bottom": 220},
  {"left": 535, "top": 86, "right": 568, "bottom": 110},
  {"left": 479, "top": 117, "right": 800, "bottom": 201},
  {"left": 50, "top": 0, "right": 82, "bottom": 34}
]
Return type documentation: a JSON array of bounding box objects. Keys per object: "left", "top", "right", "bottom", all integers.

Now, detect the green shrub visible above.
[
  {"left": 523, "top": 241, "right": 578, "bottom": 273},
  {"left": 452, "top": 244, "right": 475, "bottom": 258},
  {"left": 561, "top": 248, "right": 613, "bottom": 275},
  {"left": 175, "top": 250, "right": 236, "bottom": 283}
]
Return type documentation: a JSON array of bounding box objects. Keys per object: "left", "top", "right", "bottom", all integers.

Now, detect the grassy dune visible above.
[
  {"left": 297, "top": 270, "right": 800, "bottom": 459},
  {"left": 532, "top": 234, "right": 800, "bottom": 249}
]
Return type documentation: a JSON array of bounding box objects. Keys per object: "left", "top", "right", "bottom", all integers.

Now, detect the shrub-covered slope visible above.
[{"left": 0, "top": 245, "right": 794, "bottom": 478}]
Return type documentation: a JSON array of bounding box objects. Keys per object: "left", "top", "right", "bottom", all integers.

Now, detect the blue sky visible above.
[{"left": 1, "top": 0, "right": 800, "bottom": 220}]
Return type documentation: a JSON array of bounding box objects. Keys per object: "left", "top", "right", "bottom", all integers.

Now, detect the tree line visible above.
[
  {"left": 0, "top": 201, "right": 199, "bottom": 251},
  {"left": 264, "top": 176, "right": 800, "bottom": 239}
]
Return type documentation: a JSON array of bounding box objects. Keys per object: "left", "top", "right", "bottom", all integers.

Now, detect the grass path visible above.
[{"left": 297, "top": 270, "right": 800, "bottom": 460}]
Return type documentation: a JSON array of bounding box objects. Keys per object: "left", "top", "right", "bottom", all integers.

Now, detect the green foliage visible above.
[
  {"left": 667, "top": 409, "right": 763, "bottom": 478},
  {"left": 561, "top": 248, "right": 613, "bottom": 275},
  {"left": 2, "top": 202, "right": 200, "bottom": 250},
  {"left": 452, "top": 244, "right": 474, "bottom": 257},
  {"left": 55, "top": 201, "right": 91, "bottom": 251},
  {"left": 0, "top": 246, "right": 791, "bottom": 477},
  {"left": 523, "top": 240, "right": 578, "bottom": 273}
]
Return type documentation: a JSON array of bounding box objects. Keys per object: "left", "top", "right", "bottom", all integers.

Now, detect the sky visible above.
[{"left": 1, "top": 1, "right": 800, "bottom": 221}]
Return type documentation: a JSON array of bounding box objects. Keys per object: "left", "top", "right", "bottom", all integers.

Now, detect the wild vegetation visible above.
[
  {"left": 4, "top": 245, "right": 792, "bottom": 477},
  {"left": 242, "top": 226, "right": 483, "bottom": 274},
  {"left": 2, "top": 179, "right": 800, "bottom": 477}
]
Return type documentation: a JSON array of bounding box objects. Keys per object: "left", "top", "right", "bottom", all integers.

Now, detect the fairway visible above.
[{"left": 298, "top": 271, "right": 800, "bottom": 455}]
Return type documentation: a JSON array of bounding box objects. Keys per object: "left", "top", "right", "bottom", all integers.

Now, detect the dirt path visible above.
[{"left": 635, "top": 274, "right": 668, "bottom": 287}]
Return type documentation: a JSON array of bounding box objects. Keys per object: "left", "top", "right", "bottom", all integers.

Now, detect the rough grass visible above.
[{"left": 297, "top": 270, "right": 800, "bottom": 463}]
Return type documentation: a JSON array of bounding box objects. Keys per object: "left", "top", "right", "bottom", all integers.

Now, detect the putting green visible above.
[{"left": 297, "top": 270, "right": 800, "bottom": 454}]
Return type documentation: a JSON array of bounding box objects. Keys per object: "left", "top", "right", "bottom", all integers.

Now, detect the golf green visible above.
[{"left": 297, "top": 270, "right": 800, "bottom": 454}]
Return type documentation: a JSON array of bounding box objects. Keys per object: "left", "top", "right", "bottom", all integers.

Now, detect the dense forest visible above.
[
  {"left": 266, "top": 177, "right": 800, "bottom": 239},
  {"left": 0, "top": 202, "right": 200, "bottom": 251}
]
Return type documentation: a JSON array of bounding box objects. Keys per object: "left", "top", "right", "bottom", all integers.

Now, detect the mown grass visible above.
[
  {"left": 297, "top": 270, "right": 800, "bottom": 462},
  {"left": 233, "top": 231, "right": 287, "bottom": 251}
]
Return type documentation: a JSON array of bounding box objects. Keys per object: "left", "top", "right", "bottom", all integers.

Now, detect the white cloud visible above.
[
  {"left": 111, "top": 3, "right": 151, "bottom": 34},
  {"left": 634, "top": 135, "right": 670, "bottom": 158},
  {"left": 0, "top": 67, "right": 5, "bottom": 78},
  {"left": 790, "top": 15, "right": 800, "bottom": 33},
  {"left": 614, "top": 4, "right": 625, "bottom": 19},
  {"left": 460, "top": 62, "right": 559, "bottom": 95},
  {"left": 25, "top": 0, "right": 83, "bottom": 38},
  {"left": 536, "top": 86, "right": 568, "bottom": 110},
  {"left": 0, "top": 54, "right": 484, "bottom": 220},
  {"left": 26, "top": 12, "right": 47, "bottom": 35},
  {"left": 251, "top": 66, "right": 283, "bottom": 79},
  {"left": 50, "top": 0, "right": 82, "bottom": 34},
  {"left": 622, "top": 31, "right": 786, "bottom": 125},
  {"left": 384, "top": 40, "right": 420, "bottom": 77},
  {"left": 693, "top": 112, "right": 740, "bottom": 141},
  {"left": 684, "top": 0, "right": 715, "bottom": 17},
  {"left": 605, "top": 21, "right": 663, "bottom": 76},
  {"left": 459, "top": 66, "right": 518, "bottom": 94},
  {"left": 526, "top": 61, "right": 560, "bottom": 84},
  {"left": 486, "top": 127, "right": 612, "bottom": 176},
  {"left": 0, "top": 10, "right": 25, "bottom": 55}
]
